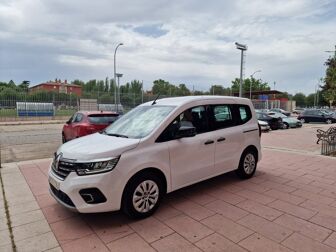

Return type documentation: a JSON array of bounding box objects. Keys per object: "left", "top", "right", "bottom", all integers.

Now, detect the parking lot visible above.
[{"left": 1, "top": 123, "right": 336, "bottom": 251}]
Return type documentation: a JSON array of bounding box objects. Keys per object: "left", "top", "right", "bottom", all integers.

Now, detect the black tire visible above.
[
  {"left": 283, "top": 123, "right": 289, "bottom": 129},
  {"left": 62, "top": 133, "right": 66, "bottom": 143},
  {"left": 122, "top": 172, "right": 163, "bottom": 219},
  {"left": 236, "top": 149, "right": 257, "bottom": 179}
]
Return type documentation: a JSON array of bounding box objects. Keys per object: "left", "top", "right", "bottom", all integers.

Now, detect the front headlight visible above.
[{"left": 76, "top": 157, "right": 120, "bottom": 175}]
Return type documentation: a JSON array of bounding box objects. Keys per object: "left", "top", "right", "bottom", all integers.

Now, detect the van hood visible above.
[{"left": 57, "top": 133, "right": 140, "bottom": 161}]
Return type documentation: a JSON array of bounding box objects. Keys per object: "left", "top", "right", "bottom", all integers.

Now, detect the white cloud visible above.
[{"left": 0, "top": 0, "right": 335, "bottom": 94}]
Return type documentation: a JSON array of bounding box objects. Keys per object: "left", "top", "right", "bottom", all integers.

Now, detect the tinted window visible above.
[
  {"left": 237, "top": 105, "right": 252, "bottom": 124},
  {"left": 211, "top": 105, "right": 234, "bottom": 129},
  {"left": 157, "top": 106, "right": 208, "bottom": 142},
  {"left": 88, "top": 114, "right": 119, "bottom": 124},
  {"left": 73, "top": 113, "right": 83, "bottom": 123}
]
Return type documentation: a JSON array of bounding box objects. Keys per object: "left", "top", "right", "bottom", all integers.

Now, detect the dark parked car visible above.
[
  {"left": 298, "top": 109, "right": 336, "bottom": 124},
  {"left": 256, "top": 112, "right": 284, "bottom": 130},
  {"left": 62, "top": 111, "right": 119, "bottom": 143}
]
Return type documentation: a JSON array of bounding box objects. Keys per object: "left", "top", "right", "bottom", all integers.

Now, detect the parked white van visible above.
[{"left": 48, "top": 96, "right": 261, "bottom": 218}]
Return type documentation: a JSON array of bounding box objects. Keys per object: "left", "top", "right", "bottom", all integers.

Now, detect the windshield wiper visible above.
[{"left": 105, "top": 133, "right": 129, "bottom": 138}]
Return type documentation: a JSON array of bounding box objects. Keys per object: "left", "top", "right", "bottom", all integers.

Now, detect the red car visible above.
[{"left": 62, "top": 111, "right": 119, "bottom": 143}]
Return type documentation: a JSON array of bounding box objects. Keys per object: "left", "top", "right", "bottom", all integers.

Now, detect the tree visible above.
[
  {"left": 231, "top": 77, "right": 270, "bottom": 95},
  {"left": 321, "top": 55, "right": 336, "bottom": 106},
  {"left": 293, "top": 93, "right": 306, "bottom": 107},
  {"left": 18, "top": 80, "right": 30, "bottom": 92},
  {"left": 305, "top": 93, "right": 315, "bottom": 107}
]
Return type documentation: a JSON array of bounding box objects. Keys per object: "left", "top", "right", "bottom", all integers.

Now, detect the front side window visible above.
[
  {"left": 157, "top": 106, "right": 208, "bottom": 142},
  {"left": 73, "top": 113, "right": 83, "bottom": 123},
  {"left": 104, "top": 105, "right": 175, "bottom": 139}
]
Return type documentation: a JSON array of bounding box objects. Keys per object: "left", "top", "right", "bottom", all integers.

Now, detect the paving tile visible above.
[
  {"left": 14, "top": 232, "right": 59, "bottom": 252},
  {"left": 183, "top": 190, "right": 217, "bottom": 205},
  {"left": 268, "top": 200, "right": 316, "bottom": 220},
  {"left": 262, "top": 181, "right": 296, "bottom": 193},
  {"left": 310, "top": 213, "right": 336, "bottom": 231},
  {"left": 42, "top": 204, "right": 76, "bottom": 223},
  {"left": 300, "top": 200, "right": 336, "bottom": 217},
  {"left": 13, "top": 219, "right": 51, "bottom": 242},
  {"left": 292, "top": 189, "right": 335, "bottom": 205},
  {"left": 50, "top": 216, "right": 93, "bottom": 245},
  {"left": 151, "top": 233, "right": 201, "bottom": 252},
  {"left": 207, "top": 188, "right": 246, "bottom": 205},
  {"left": 0, "top": 229, "right": 11, "bottom": 247},
  {"left": 236, "top": 200, "right": 282, "bottom": 221},
  {"left": 274, "top": 214, "right": 332, "bottom": 242},
  {"left": 238, "top": 214, "right": 292, "bottom": 242},
  {"left": 107, "top": 233, "right": 156, "bottom": 252},
  {"left": 201, "top": 214, "right": 253, "bottom": 243},
  {"left": 61, "top": 233, "right": 109, "bottom": 252},
  {"left": 164, "top": 214, "right": 213, "bottom": 243},
  {"left": 263, "top": 189, "right": 305, "bottom": 205},
  {"left": 129, "top": 216, "right": 174, "bottom": 243},
  {"left": 8, "top": 200, "right": 40, "bottom": 216},
  {"left": 239, "top": 233, "right": 292, "bottom": 252},
  {"left": 285, "top": 181, "right": 323, "bottom": 194},
  {"left": 282, "top": 232, "right": 336, "bottom": 252},
  {"left": 205, "top": 200, "right": 248, "bottom": 221},
  {"left": 235, "top": 189, "right": 276, "bottom": 205},
  {"left": 10, "top": 209, "right": 45, "bottom": 227},
  {"left": 325, "top": 232, "right": 336, "bottom": 249},
  {"left": 171, "top": 198, "right": 215, "bottom": 221},
  {"left": 0, "top": 217, "right": 7, "bottom": 231},
  {"left": 83, "top": 213, "right": 134, "bottom": 244},
  {"left": 195, "top": 233, "right": 247, "bottom": 252},
  {"left": 238, "top": 181, "right": 270, "bottom": 193},
  {"left": 154, "top": 203, "right": 182, "bottom": 221},
  {"left": 45, "top": 247, "right": 63, "bottom": 252},
  {"left": 35, "top": 193, "right": 57, "bottom": 208}
]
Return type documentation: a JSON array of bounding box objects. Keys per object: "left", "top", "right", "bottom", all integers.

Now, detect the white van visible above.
[{"left": 49, "top": 96, "right": 261, "bottom": 218}]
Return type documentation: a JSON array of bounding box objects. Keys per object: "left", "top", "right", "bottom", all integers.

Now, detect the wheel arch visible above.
[{"left": 242, "top": 145, "right": 259, "bottom": 162}]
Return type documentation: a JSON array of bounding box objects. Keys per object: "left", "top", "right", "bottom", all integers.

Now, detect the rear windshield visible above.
[{"left": 88, "top": 114, "right": 119, "bottom": 124}]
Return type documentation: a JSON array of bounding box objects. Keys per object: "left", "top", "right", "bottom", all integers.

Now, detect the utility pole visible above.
[
  {"left": 141, "top": 80, "right": 144, "bottom": 103},
  {"left": 235, "top": 42, "right": 248, "bottom": 97},
  {"left": 114, "top": 43, "right": 123, "bottom": 111}
]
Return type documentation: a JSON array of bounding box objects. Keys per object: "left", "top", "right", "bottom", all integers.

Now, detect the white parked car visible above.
[
  {"left": 48, "top": 96, "right": 262, "bottom": 218},
  {"left": 258, "top": 120, "right": 270, "bottom": 132}
]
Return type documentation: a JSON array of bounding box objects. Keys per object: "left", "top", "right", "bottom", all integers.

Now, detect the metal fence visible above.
[
  {"left": 317, "top": 127, "right": 336, "bottom": 156},
  {"left": 0, "top": 94, "right": 290, "bottom": 165}
]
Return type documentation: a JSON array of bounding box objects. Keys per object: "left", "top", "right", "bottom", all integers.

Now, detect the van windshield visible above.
[{"left": 104, "top": 105, "right": 175, "bottom": 139}]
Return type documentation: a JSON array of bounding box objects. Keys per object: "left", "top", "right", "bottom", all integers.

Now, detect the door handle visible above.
[
  {"left": 204, "top": 140, "right": 214, "bottom": 145},
  {"left": 217, "top": 137, "right": 226, "bottom": 142}
]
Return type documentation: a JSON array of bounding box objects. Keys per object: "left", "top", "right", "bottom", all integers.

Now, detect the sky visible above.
[{"left": 0, "top": 0, "right": 336, "bottom": 94}]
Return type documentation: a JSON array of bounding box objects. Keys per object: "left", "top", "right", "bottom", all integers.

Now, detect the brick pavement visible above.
[{"left": 1, "top": 125, "right": 336, "bottom": 251}]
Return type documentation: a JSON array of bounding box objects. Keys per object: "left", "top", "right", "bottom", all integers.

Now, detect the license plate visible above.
[{"left": 49, "top": 176, "right": 60, "bottom": 190}]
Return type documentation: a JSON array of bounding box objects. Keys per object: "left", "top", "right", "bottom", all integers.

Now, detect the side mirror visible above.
[
  {"left": 66, "top": 120, "right": 71, "bottom": 124},
  {"left": 175, "top": 126, "right": 196, "bottom": 139}
]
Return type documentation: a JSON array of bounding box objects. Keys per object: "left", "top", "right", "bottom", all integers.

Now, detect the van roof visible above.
[{"left": 142, "top": 95, "right": 249, "bottom": 107}]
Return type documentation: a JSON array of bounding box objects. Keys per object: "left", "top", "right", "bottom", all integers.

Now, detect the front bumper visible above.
[{"left": 48, "top": 167, "right": 125, "bottom": 213}]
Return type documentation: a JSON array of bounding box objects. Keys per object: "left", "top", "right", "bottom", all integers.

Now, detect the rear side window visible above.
[
  {"left": 88, "top": 114, "right": 119, "bottom": 124},
  {"left": 211, "top": 105, "right": 235, "bottom": 129},
  {"left": 237, "top": 105, "right": 252, "bottom": 124}
]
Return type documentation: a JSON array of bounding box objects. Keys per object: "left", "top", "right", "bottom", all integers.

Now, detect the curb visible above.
[{"left": 0, "top": 120, "right": 65, "bottom": 126}]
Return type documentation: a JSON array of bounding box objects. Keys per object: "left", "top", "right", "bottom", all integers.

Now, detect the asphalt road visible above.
[{"left": 0, "top": 124, "right": 63, "bottom": 163}]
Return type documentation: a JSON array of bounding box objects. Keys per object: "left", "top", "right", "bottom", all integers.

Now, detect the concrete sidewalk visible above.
[{"left": 1, "top": 147, "right": 336, "bottom": 251}]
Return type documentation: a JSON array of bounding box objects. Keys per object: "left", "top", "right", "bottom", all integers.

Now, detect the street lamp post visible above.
[
  {"left": 114, "top": 43, "right": 123, "bottom": 111},
  {"left": 116, "top": 73, "right": 123, "bottom": 112},
  {"left": 249, "top": 70, "right": 261, "bottom": 100},
  {"left": 235, "top": 42, "right": 248, "bottom": 97}
]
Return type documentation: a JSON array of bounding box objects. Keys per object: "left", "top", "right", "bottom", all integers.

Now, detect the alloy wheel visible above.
[
  {"left": 243, "top": 153, "right": 256, "bottom": 175},
  {"left": 132, "top": 180, "right": 159, "bottom": 213}
]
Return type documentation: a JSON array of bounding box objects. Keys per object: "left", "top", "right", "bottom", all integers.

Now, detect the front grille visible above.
[
  {"left": 51, "top": 157, "right": 76, "bottom": 179},
  {"left": 50, "top": 183, "right": 75, "bottom": 207}
]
